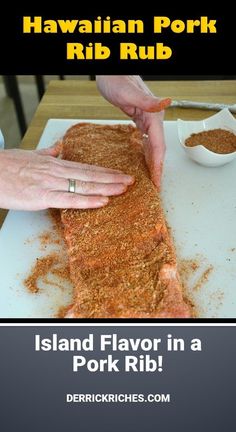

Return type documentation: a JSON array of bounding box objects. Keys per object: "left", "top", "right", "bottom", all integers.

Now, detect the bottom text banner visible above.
[{"left": 0, "top": 324, "right": 234, "bottom": 431}]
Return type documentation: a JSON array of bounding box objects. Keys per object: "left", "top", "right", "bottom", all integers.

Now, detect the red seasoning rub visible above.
[
  {"left": 24, "top": 254, "right": 59, "bottom": 293},
  {"left": 185, "top": 129, "right": 236, "bottom": 154},
  {"left": 60, "top": 123, "right": 193, "bottom": 318}
]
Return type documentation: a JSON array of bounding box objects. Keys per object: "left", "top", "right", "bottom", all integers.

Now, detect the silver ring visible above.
[{"left": 68, "top": 179, "right": 76, "bottom": 193}]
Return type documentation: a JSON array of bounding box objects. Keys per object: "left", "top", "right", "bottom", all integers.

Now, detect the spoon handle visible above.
[{"left": 171, "top": 100, "right": 236, "bottom": 113}]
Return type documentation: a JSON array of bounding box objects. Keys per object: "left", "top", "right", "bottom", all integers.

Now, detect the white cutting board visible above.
[{"left": 0, "top": 119, "right": 235, "bottom": 318}]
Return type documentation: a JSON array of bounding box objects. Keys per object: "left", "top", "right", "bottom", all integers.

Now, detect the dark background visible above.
[
  {"left": 0, "top": 325, "right": 235, "bottom": 431},
  {"left": 0, "top": 4, "right": 234, "bottom": 75}
]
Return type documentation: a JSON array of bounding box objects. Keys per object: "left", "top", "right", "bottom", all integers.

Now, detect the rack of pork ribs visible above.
[{"left": 59, "top": 123, "right": 192, "bottom": 318}]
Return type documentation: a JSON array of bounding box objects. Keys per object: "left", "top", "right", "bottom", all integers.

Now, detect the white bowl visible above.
[{"left": 177, "top": 108, "right": 236, "bottom": 167}]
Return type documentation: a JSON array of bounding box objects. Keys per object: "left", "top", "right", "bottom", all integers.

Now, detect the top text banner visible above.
[{"left": 0, "top": 12, "right": 233, "bottom": 74}]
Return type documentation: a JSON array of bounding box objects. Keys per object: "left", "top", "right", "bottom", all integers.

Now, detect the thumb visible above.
[
  {"left": 37, "top": 140, "right": 62, "bottom": 157},
  {"left": 147, "top": 97, "right": 172, "bottom": 113},
  {"left": 128, "top": 87, "right": 171, "bottom": 113}
]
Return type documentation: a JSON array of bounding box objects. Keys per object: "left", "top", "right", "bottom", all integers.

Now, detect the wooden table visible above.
[{"left": 0, "top": 79, "right": 235, "bottom": 226}]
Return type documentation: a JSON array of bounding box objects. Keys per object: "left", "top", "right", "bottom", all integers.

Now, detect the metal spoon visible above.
[{"left": 171, "top": 100, "right": 236, "bottom": 113}]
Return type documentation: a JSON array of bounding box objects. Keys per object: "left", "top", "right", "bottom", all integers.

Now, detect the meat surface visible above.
[{"left": 60, "top": 123, "right": 192, "bottom": 318}]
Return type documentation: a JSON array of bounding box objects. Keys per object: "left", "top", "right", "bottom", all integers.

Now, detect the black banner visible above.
[{"left": 0, "top": 5, "right": 234, "bottom": 75}]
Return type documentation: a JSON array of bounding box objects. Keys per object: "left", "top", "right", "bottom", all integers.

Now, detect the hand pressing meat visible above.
[
  {"left": 0, "top": 75, "right": 170, "bottom": 211},
  {"left": 0, "top": 146, "right": 133, "bottom": 210},
  {"left": 96, "top": 75, "right": 171, "bottom": 189}
]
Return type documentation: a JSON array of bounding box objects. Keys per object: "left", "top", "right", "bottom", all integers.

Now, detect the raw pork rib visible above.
[{"left": 60, "top": 123, "right": 192, "bottom": 318}]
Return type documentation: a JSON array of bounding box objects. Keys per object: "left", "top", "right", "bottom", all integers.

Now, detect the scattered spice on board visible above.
[
  {"left": 193, "top": 265, "right": 214, "bottom": 291},
  {"left": 24, "top": 209, "right": 72, "bottom": 295},
  {"left": 185, "top": 129, "right": 236, "bottom": 154},
  {"left": 178, "top": 259, "right": 200, "bottom": 285},
  {"left": 39, "top": 231, "right": 61, "bottom": 248},
  {"left": 24, "top": 253, "right": 71, "bottom": 294},
  {"left": 24, "top": 254, "right": 59, "bottom": 293}
]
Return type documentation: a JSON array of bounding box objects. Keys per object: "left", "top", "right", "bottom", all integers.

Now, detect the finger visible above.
[
  {"left": 144, "top": 119, "right": 166, "bottom": 189},
  {"left": 40, "top": 143, "right": 124, "bottom": 175},
  {"left": 136, "top": 96, "right": 171, "bottom": 113},
  {"left": 148, "top": 98, "right": 172, "bottom": 113},
  {"left": 77, "top": 163, "right": 123, "bottom": 174},
  {"left": 130, "top": 77, "right": 172, "bottom": 112},
  {"left": 47, "top": 177, "right": 129, "bottom": 197},
  {"left": 156, "top": 163, "right": 164, "bottom": 191},
  {"left": 73, "top": 181, "right": 128, "bottom": 196},
  {"left": 150, "top": 162, "right": 163, "bottom": 191},
  {"left": 44, "top": 191, "right": 109, "bottom": 209},
  {"left": 144, "top": 144, "right": 163, "bottom": 191},
  {"left": 37, "top": 141, "right": 62, "bottom": 157},
  {"left": 52, "top": 165, "right": 134, "bottom": 185},
  {"left": 126, "top": 86, "right": 171, "bottom": 113},
  {"left": 59, "top": 159, "right": 124, "bottom": 174}
]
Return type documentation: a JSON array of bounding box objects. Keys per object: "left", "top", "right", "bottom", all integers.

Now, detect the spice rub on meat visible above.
[{"left": 60, "top": 123, "right": 192, "bottom": 318}]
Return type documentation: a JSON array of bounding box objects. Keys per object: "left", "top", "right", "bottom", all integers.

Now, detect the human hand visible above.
[
  {"left": 0, "top": 146, "right": 134, "bottom": 211},
  {"left": 96, "top": 75, "right": 171, "bottom": 189}
]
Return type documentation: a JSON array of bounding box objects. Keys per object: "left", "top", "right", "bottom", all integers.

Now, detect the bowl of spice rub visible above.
[{"left": 177, "top": 108, "right": 236, "bottom": 167}]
